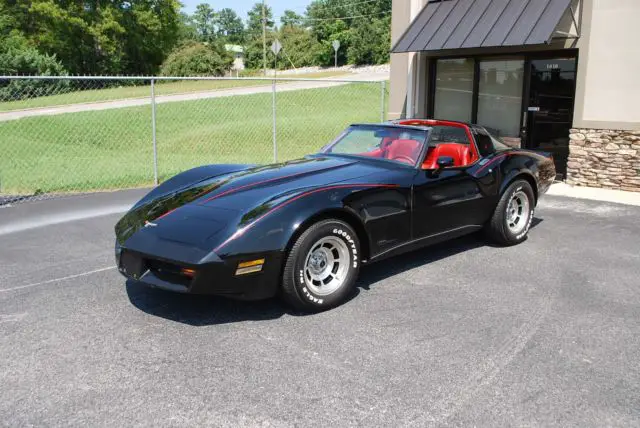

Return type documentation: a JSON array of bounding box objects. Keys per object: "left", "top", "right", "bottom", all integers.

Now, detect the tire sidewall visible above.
[
  {"left": 291, "top": 221, "right": 360, "bottom": 309},
  {"left": 502, "top": 181, "right": 535, "bottom": 242}
]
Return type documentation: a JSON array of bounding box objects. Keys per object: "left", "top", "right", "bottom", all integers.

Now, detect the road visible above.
[
  {"left": 0, "top": 71, "right": 388, "bottom": 122},
  {"left": 1, "top": 193, "right": 639, "bottom": 427}
]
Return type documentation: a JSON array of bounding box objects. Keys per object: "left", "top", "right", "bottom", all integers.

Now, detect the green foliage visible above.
[
  {"left": 2, "top": 0, "right": 182, "bottom": 76},
  {"left": 244, "top": 30, "right": 275, "bottom": 70},
  {"left": 177, "top": 12, "right": 198, "bottom": 43},
  {"left": 281, "top": 10, "right": 304, "bottom": 28},
  {"left": 193, "top": 3, "right": 216, "bottom": 42},
  {"left": 347, "top": 16, "right": 391, "bottom": 65},
  {"left": 247, "top": 2, "right": 274, "bottom": 36},
  {"left": 314, "top": 20, "right": 351, "bottom": 66},
  {"left": 217, "top": 8, "right": 245, "bottom": 44},
  {"left": 160, "top": 41, "right": 233, "bottom": 77},
  {"left": 279, "top": 26, "right": 321, "bottom": 69},
  {"left": 0, "top": 0, "right": 390, "bottom": 80},
  {"left": 306, "top": 0, "right": 391, "bottom": 66},
  {"left": 0, "top": 11, "right": 69, "bottom": 101}
]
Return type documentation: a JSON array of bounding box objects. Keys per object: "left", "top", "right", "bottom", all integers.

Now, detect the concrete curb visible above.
[{"left": 547, "top": 182, "right": 640, "bottom": 207}]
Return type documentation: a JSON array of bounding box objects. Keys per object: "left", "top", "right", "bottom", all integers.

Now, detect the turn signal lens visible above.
[
  {"left": 236, "top": 259, "right": 265, "bottom": 276},
  {"left": 238, "top": 259, "right": 265, "bottom": 268},
  {"left": 181, "top": 268, "right": 196, "bottom": 278}
]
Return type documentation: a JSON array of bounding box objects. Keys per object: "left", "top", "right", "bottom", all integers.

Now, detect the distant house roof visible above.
[
  {"left": 224, "top": 44, "right": 244, "bottom": 54},
  {"left": 392, "top": 0, "right": 573, "bottom": 53}
]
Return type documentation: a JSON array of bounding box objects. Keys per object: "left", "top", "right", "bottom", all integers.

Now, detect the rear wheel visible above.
[
  {"left": 281, "top": 219, "right": 360, "bottom": 312},
  {"left": 485, "top": 180, "right": 535, "bottom": 246}
]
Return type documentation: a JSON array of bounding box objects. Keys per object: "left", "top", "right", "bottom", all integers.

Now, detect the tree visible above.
[
  {"left": 193, "top": 3, "right": 216, "bottom": 42},
  {"left": 160, "top": 41, "right": 233, "bottom": 76},
  {"left": 119, "top": 0, "right": 183, "bottom": 75},
  {"left": 306, "top": 0, "right": 391, "bottom": 66},
  {"left": 347, "top": 16, "right": 391, "bottom": 65},
  {"left": 281, "top": 10, "right": 303, "bottom": 28},
  {"left": 278, "top": 26, "right": 321, "bottom": 68},
  {"left": 3, "top": 0, "right": 182, "bottom": 76},
  {"left": 315, "top": 20, "right": 351, "bottom": 66},
  {"left": 216, "top": 8, "right": 245, "bottom": 44},
  {"left": 0, "top": 8, "right": 69, "bottom": 100},
  {"left": 177, "top": 12, "right": 198, "bottom": 43},
  {"left": 244, "top": 30, "right": 275, "bottom": 70},
  {"left": 246, "top": 2, "right": 273, "bottom": 36}
]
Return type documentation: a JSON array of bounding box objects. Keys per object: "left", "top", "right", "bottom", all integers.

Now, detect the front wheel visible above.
[
  {"left": 281, "top": 219, "right": 360, "bottom": 312},
  {"left": 485, "top": 179, "right": 535, "bottom": 246}
]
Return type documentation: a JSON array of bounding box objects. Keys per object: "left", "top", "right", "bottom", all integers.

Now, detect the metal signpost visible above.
[{"left": 332, "top": 40, "right": 340, "bottom": 68}]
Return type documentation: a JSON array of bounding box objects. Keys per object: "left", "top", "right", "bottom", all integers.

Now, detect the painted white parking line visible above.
[
  {"left": 0, "top": 266, "right": 116, "bottom": 293},
  {"left": 0, "top": 205, "right": 130, "bottom": 236}
]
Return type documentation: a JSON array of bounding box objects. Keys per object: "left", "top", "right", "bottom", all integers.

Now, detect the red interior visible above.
[
  {"left": 358, "top": 138, "right": 421, "bottom": 165},
  {"left": 357, "top": 120, "right": 479, "bottom": 168},
  {"left": 421, "top": 143, "right": 472, "bottom": 169},
  {"left": 358, "top": 148, "right": 385, "bottom": 158},
  {"left": 385, "top": 139, "right": 421, "bottom": 165},
  {"left": 395, "top": 119, "right": 479, "bottom": 166}
]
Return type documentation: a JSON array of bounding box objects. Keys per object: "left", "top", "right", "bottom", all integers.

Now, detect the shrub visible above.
[
  {"left": 0, "top": 34, "right": 70, "bottom": 101},
  {"left": 160, "top": 42, "right": 233, "bottom": 77}
]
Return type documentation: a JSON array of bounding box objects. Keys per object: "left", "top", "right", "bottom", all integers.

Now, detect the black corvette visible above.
[{"left": 115, "top": 119, "right": 555, "bottom": 311}]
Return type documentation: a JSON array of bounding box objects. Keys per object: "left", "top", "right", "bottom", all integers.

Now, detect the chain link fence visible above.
[{"left": 0, "top": 76, "right": 388, "bottom": 205}]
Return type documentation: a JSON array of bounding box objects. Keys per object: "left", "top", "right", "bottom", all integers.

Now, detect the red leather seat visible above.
[
  {"left": 422, "top": 143, "right": 471, "bottom": 169},
  {"left": 385, "top": 139, "right": 421, "bottom": 165},
  {"left": 380, "top": 137, "right": 395, "bottom": 151}
]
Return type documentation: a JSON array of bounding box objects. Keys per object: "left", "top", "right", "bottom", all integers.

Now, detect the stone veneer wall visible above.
[{"left": 567, "top": 129, "right": 640, "bottom": 192}]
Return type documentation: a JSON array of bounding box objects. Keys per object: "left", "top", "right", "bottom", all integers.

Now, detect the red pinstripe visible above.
[
  {"left": 474, "top": 153, "right": 509, "bottom": 176},
  {"left": 213, "top": 183, "right": 399, "bottom": 252},
  {"left": 200, "top": 169, "right": 337, "bottom": 204}
]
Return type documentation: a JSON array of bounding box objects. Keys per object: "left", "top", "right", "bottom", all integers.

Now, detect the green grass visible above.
[
  {"left": 0, "top": 71, "right": 349, "bottom": 112},
  {"left": 0, "top": 82, "right": 386, "bottom": 195}
]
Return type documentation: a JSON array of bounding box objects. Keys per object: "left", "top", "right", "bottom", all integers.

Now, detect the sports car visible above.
[{"left": 115, "top": 119, "right": 555, "bottom": 312}]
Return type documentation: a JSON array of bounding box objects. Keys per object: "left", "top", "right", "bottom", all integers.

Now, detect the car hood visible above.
[{"left": 116, "top": 156, "right": 384, "bottom": 248}]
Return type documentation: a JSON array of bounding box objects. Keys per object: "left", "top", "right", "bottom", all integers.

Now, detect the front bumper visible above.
[{"left": 115, "top": 242, "right": 283, "bottom": 300}]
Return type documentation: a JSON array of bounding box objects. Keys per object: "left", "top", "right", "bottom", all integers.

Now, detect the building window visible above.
[
  {"left": 433, "top": 58, "right": 474, "bottom": 122},
  {"left": 477, "top": 59, "right": 524, "bottom": 138}
]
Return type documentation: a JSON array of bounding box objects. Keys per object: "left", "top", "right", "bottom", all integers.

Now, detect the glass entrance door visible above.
[{"left": 524, "top": 57, "right": 577, "bottom": 178}]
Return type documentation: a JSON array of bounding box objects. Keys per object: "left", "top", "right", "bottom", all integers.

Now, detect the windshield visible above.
[{"left": 321, "top": 125, "right": 429, "bottom": 167}]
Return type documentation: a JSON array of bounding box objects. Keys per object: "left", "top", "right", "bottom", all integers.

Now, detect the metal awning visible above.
[{"left": 392, "top": 0, "right": 577, "bottom": 53}]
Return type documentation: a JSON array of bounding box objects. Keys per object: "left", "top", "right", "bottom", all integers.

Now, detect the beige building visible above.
[{"left": 389, "top": 0, "right": 640, "bottom": 191}]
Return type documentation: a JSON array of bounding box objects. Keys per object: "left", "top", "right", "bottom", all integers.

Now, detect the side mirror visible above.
[{"left": 436, "top": 156, "right": 455, "bottom": 170}]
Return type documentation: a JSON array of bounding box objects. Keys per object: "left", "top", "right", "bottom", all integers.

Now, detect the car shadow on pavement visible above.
[
  {"left": 127, "top": 218, "right": 543, "bottom": 326},
  {"left": 126, "top": 280, "right": 291, "bottom": 326},
  {"left": 352, "top": 216, "right": 542, "bottom": 297}
]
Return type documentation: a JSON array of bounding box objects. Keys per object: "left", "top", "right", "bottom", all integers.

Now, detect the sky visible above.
[{"left": 180, "top": 0, "right": 310, "bottom": 23}]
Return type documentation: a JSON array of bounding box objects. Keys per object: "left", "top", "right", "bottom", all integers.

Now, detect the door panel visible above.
[
  {"left": 525, "top": 57, "right": 577, "bottom": 178},
  {"left": 412, "top": 168, "right": 493, "bottom": 240}
]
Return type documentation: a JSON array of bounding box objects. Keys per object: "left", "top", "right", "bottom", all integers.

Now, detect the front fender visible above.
[
  {"left": 215, "top": 184, "right": 408, "bottom": 260},
  {"left": 216, "top": 191, "right": 349, "bottom": 258}
]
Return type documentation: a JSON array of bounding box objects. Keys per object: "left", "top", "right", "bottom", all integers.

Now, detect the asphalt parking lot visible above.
[{"left": 1, "top": 193, "right": 639, "bottom": 427}]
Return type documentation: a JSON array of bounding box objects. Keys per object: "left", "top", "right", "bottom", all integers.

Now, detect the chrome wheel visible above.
[
  {"left": 303, "top": 236, "right": 350, "bottom": 296},
  {"left": 506, "top": 191, "right": 530, "bottom": 234}
]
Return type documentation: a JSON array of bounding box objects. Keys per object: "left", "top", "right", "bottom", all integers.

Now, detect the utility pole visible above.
[{"left": 262, "top": 0, "right": 267, "bottom": 76}]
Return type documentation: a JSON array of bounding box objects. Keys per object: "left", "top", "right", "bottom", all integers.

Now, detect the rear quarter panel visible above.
[{"left": 495, "top": 150, "right": 555, "bottom": 199}]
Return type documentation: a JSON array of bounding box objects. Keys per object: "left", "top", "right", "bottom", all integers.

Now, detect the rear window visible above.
[
  {"left": 472, "top": 127, "right": 494, "bottom": 157},
  {"left": 474, "top": 126, "right": 510, "bottom": 154},
  {"left": 429, "top": 125, "right": 471, "bottom": 145}
]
